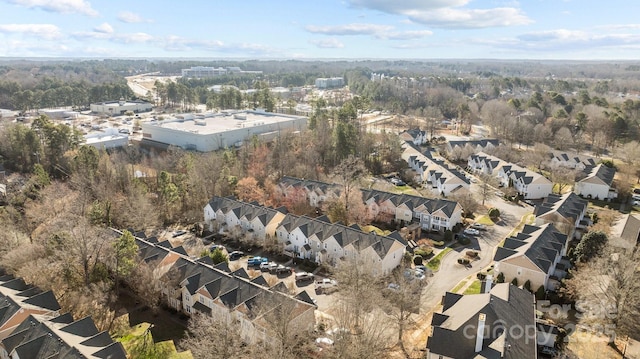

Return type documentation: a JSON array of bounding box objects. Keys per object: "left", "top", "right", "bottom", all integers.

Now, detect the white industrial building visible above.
[
  {"left": 140, "top": 110, "right": 307, "bottom": 152},
  {"left": 315, "top": 77, "right": 344, "bottom": 89},
  {"left": 182, "top": 66, "right": 263, "bottom": 78},
  {"left": 90, "top": 99, "right": 152, "bottom": 116},
  {"left": 84, "top": 128, "right": 129, "bottom": 150}
]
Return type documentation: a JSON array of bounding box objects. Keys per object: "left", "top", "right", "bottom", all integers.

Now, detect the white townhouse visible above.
[
  {"left": 399, "top": 128, "right": 427, "bottom": 146},
  {"left": 275, "top": 214, "right": 406, "bottom": 275},
  {"left": 497, "top": 163, "right": 553, "bottom": 200},
  {"left": 549, "top": 151, "right": 597, "bottom": 170},
  {"left": 493, "top": 223, "right": 569, "bottom": 291},
  {"left": 277, "top": 176, "right": 341, "bottom": 207},
  {"left": 573, "top": 164, "right": 617, "bottom": 200},
  {"left": 402, "top": 142, "right": 470, "bottom": 196},
  {"left": 132, "top": 233, "right": 316, "bottom": 346},
  {"left": 534, "top": 192, "right": 590, "bottom": 239},
  {"left": 446, "top": 138, "right": 500, "bottom": 156},
  {"left": 361, "top": 189, "right": 463, "bottom": 232},
  {"left": 204, "top": 196, "right": 287, "bottom": 240},
  {"left": 467, "top": 151, "right": 508, "bottom": 176}
]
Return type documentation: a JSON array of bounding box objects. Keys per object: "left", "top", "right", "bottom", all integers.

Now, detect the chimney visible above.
[
  {"left": 475, "top": 313, "right": 486, "bottom": 353},
  {"left": 484, "top": 275, "right": 493, "bottom": 294}
]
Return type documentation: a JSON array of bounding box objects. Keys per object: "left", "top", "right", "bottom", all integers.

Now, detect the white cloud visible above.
[
  {"left": 310, "top": 38, "right": 345, "bottom": 48},
  {"left": 306, "top": 23, "right": 393, "bottom": 36},
  {"left": 94, "top": 23, "right": 114, "bottom": 34},
  {"left": 406, "top": 7, "right": 532, "bottom": 28},
  {"left": 346, "top": 0, "right": 531, "bottom": 29},
  {"left": 379, "top": 30, "right": 433, "bottom": 40},
  {"left": 117, "top": 11, "right": 153, "bottom": 23},
  {"left": 306, "top": 23, "right": 431, "bottom": 41},
  {"left": 4, "top": 0, "right": 98, "bottom": 16},
  {"left": 347, "top": 0, "right": 469, "bottom": 13},
  {"left": 0, "top": 23, "right": 62, "bottom": 39}
]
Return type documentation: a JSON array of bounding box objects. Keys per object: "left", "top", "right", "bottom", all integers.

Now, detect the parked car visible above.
[
  {"left": 539, "top": 346, "right": 557, "bottom": 357},
  {"left": 471, "top": 223, "right": 487, "bottom": 231},
  {"left": 247, "top": 256, "right": 268, "bottom": 266},
  {"left": 210, "top": 244, "right": 225, "bottom": 252},
  {"left": 387, "top": 283, "right": 400, "bottom": 291},
  {"left": 295, "top": 272, "right": 315, "bottom": 282},
  {"left": 228, "top": 250, "right": 244, "bottom": 260},
  {"left": 463, "top": 228, "right": 480, "bottom": 236},
  {"left": 260, "top": 262, "right": 278, "bottom": 272},
  {"left": 315, "top": 278, "right": 338, "bottom": 293},
  {"left": 634, "top": 200, "right": 640, "bottom": 207},
  {"left": 414, "top": 265, "right": 433, "bottom": 277},
  {"left": 634, "top": 188, "right": 640, "bottom": 195},
  {"left": 271, "top": 265, "right": 293, "bottom": 275}
]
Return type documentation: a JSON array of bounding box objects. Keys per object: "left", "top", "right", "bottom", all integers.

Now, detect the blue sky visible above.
[{"left": 0, "top": 0, "right": 639, "bottom": 59}]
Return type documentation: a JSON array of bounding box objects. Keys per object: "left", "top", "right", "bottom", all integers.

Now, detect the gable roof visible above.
[
  {"left": 448, "top": 138, "right": 500, "bottom": 150},
  {"left": 493, "top": 224, "right": 567, "bottom": 273},
  {"left": 534, "top": 192, "right": 588, "bottom": 225},
  {"left": 427, "top": 283, "right": 535, "bottom": 359},
  {"left": 578, "top": 164, "right": 616, "bottom": 186},
  {"left": 609, "top": 213, "right": 640, "bottom": 249}
]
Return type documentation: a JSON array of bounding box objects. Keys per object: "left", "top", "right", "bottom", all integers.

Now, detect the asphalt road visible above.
[{"left": 419, "top": 193, "right": 532, "bottom": 312}]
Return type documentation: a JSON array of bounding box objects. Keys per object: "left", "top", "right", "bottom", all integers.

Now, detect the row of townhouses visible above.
[
  {"left": 468, "top": 151, "right": 554, "bottom": 199},
  {"left": 469, "top": 151, "right": 617, "bottom": 201},
  {"left": 277, "top": 177, "right": 464, "bottom": 231},
  {"left": 203, "top": 196, "right": 408, "bottom": 275},
  {"left": 446, "top": 139, "right": 500, "bottom": 156},
  {"left": 549, "top": 151, "right": 597, "bottom": 170},
  {"left": 0, "top": 272, "right": 126, "bottom": 359},
  {"left": 402, "top": 142, "right": 470, "bottom": 196},
  {"left": 427, "top": 191, "right": 638, "bottom": 359},
  {"left": 129, "top": 231, "right": 316, "bottom": 345}
]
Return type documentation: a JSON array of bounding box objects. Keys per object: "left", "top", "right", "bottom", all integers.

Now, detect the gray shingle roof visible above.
[
  {"left": 534, "top": 192, "right": 588, "bottom": 224},
  {"left": 493, "top": 224, "right": 567, "bottom": 273},
  {"left": 426, "top": 283, "right": 536, "bottom": 359}
]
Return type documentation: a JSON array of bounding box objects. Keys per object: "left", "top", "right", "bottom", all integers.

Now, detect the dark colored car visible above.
[{"left": 228, "top": 251, "right": 244, "bottom": 260}]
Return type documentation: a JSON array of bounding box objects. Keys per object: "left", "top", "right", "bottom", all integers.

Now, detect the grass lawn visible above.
[
  {"left": 588, "top": 199, "right": 622, "bottom": 211},
  {"left": 474, "top": 215, "right": 495, "bottom": 225},
  {"left": 117, "top": 322, "right": 192, "bottom": 359},
  {"left": 427, "top": 247, "right": 452, "bottom": 271},
  {"left": 463, "top": 280, "right": 482, "bottom": 295},
  {"left": 392, "top": 185, "right": 421, "bottom": 195},
  {"left": 361, "top": 225, "right": 391, "bottom": 236},
  {"left": 451, "top": 279, "right": 468, "bottom": 293}
]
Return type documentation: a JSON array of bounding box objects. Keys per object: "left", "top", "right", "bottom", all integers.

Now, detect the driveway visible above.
[{"left": 419, "top": 198, "right": 533, "bottom": 312}]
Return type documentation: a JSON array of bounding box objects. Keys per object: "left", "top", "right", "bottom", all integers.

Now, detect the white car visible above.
[{"left": 464, "top": 228, "right": 480, "bottom": 236}]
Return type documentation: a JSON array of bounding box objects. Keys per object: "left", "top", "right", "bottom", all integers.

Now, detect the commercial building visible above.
[
  {"left": 315, "top": 77, "right": 344, "bottom": 89},
  {"left": 90, "top": 99, "right": 152, "bottom": 116},
  {"left": 84, "top": 128, "right": 129, "bottom": 150},
  {"left": 140, "top": 110, "right": 307, "bottom": 152},
  {"left": 181, "top": 66, "right": 262, "bottom": 78}
]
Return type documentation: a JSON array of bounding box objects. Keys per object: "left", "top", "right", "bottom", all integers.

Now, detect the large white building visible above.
[
  {"left": 84, "top": 128, "right": 129, "bottom": 150},
  {"left": 182, "top": 66, "right": 263, "bottom": 78},
  {"left": 141, "top": 110, "right": 307, "bottom": 151},
  {"left": 315, "top": 77, "right": 344, "bottom": 89},
  {"left": 90, "top": 99, "right": 152, "bottom": 116}
]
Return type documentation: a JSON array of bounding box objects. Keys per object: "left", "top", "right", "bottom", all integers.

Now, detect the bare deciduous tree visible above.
[{"left": 179, "top": 312, "right": 252, "bottom": 359}]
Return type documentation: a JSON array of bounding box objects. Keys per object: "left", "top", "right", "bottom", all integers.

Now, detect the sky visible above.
[{"left": 0, "top": 0, "right": 639, "bottom": 60}]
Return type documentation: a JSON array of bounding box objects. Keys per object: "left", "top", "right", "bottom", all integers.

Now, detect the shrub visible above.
[
  {"left": 458, "top": 236, "right": 470, "bottom": 245},
  {"left": 488, "top": 207, "right": 500, "bottom": 219},
  {"left": 414, "top": 248, "right": 433, "bottom": 257},
  {"left": 535, "top": 285, "right": 546, "bottom": 300},
  {"left": 523, "top": 280, "right": 532, "bottom": 292},
  {"left": 432, "top": 240, "right": 445, "bottom": 247},
  {"left": 496, "top": 272, "right": 505, "bottom": 283},
  {"left": 413, "top": 255, "right": 423, "bottom": 265},
  {"left": 444, "top": 229, "right": 453, "bottom": 242},
  {"left": 477, "top": 272, "right": 487, "bottom": 280},
  {"left": 511, "top": 277, "right": 518, "bottom": 286}
]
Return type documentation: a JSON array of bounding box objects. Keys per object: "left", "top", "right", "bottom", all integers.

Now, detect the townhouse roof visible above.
[
  {"left": 578, "top": 164, "right": 616, "bottom": 186},
  {"left": 550, "top": 151, "right": 597, "bottom": 168},
  {"left": 278, "top": 176, "right": 341, "bottom": 197},
  {"left": 1, "top": 313, "right": 126, "bottom": 359},
  {"left": 448, "top": 138, "right": 500, "bottom": 150},
  {"left": 361, "top": 188, "right": 461, "bottom": 218},
  {"left": 426, "top": 283, "right": 535, "bottom": 359},
  {"left": 493, "top": 224, "right": 567, "bottom": 273},
  {"left": 609, "top": 213, "right": 640, "bottom": 249},
  {"left": 403, "top": 142, "right": 470, "bottom": 187},
  {"left": 126, "top": 230, "right": 315, "bottom": 323},
  {"left": 499, "top": 162, "right": 552, "bottom": 185},
  {"left": 278, "top": 213, "right": 406, "bottom": 259},
  {"left": 207, "top": 196, "right": 288, "bottom": 227},
  {"left": 534, "top": 192, "right": 588, "bottom": 224},
  {"left": 468, "top": 152, "right": 508, "bottom": 174}
]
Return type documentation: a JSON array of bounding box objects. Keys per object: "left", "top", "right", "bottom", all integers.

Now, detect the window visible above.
[
  {"left": 186, "top": 305, "right": 191, "bottom": 314},
  {"left": 517, "top": 268, "right": 522, "bottom": 276},
  {"left": 324, "top": 243, "right": 327, "bottom": 249}
]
